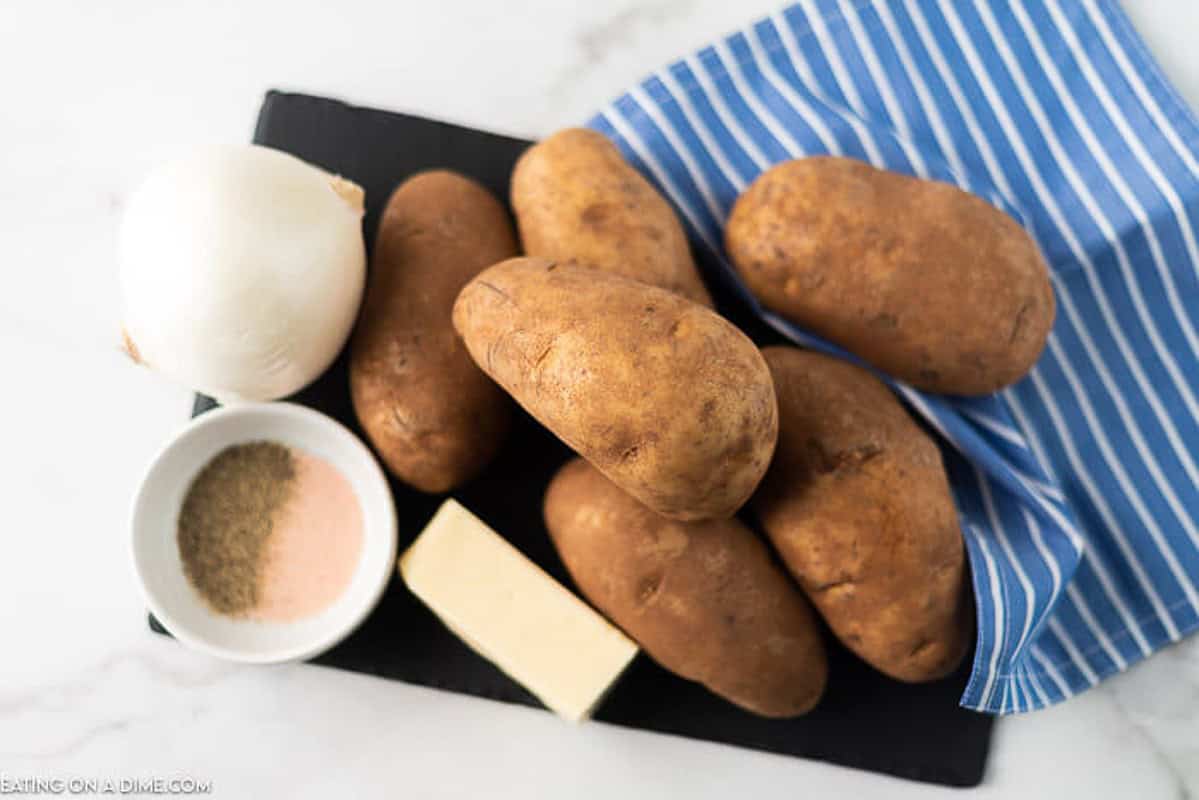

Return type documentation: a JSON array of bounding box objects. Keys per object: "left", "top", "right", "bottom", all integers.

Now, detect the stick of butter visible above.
[{"left": 398, "top": 499, "right": 639, "bottom": 722}]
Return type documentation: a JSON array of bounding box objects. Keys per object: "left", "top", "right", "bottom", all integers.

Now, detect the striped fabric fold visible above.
[{"left": 588, "top": 0, "right": 1199, "bottom": 712}]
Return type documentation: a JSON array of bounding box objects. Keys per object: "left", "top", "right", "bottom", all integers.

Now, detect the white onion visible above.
[{"left": 120, "top": 144, "right": 366, "bottom": 402}]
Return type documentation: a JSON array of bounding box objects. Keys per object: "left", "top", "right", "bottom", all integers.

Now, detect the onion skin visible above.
[{"left": 119, "top": 145, "right": 366, "bottom": 402}]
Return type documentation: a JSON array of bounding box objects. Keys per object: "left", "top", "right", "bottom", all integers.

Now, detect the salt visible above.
[
  {"left": 176, "top": 440, "right": 364, "bottom": 623},
  {"left": 253, "top": 449, "right": 364, "bottom": 622}
]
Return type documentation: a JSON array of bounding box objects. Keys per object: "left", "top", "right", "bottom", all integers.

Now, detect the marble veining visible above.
[{"left": 575, "top": 0, "right": 699, "bottom": 64}]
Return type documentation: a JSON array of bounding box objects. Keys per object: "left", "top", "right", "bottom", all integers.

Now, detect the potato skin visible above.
[
  {"left": 350, "top": 170, "right": 518, "bottom": 493},
  {"left": 511, "top": 128, "right": 713, "bottom": 307},
  {"left": 751, "top": 346, "right": 971, "bottom": 682},
  {"left": 544, "top": 458, "right": 827, "bottom": 717},
  {"left": 452, "top": 257, "right": 776, "bottom": 521},
  {"left": 725, "top": 157, "right": 1055, "bottom": 395}
]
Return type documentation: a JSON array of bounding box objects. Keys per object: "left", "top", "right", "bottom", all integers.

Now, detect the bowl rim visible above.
[{"left": 129, "top": 401, "right": 398, "bottom": 664}]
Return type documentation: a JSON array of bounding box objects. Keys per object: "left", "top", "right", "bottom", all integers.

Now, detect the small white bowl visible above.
[{"left": 131, "top": 402, "right": 397, "bottom": 663}]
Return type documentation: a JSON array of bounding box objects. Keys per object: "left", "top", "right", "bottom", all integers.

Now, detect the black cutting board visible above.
[{"left": 149, "top": 90, "right": 993, "bottom": 787}]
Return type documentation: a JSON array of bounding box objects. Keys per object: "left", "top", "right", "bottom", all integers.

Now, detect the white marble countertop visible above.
[{"left": 2, "top": 1, "right": 1197, "bottom": 796}]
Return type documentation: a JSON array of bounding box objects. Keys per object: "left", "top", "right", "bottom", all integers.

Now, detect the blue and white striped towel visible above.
[{"left": 588, "top": 0, "right": 1199, "bottom": 713}]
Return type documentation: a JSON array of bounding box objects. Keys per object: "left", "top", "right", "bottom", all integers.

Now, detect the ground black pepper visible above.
[{"left": 177, "top": 441, "right": 297, "bottom": 616}]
